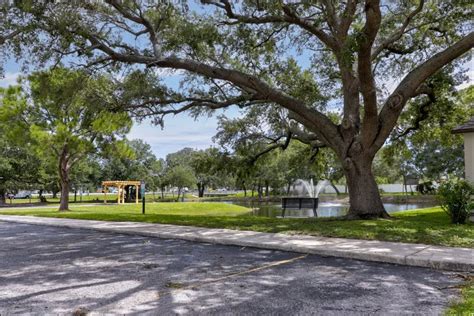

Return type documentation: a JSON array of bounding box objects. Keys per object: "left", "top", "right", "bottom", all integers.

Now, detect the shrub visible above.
[{"left": 438, "top": 179, "right": 473, "bottom": 224}]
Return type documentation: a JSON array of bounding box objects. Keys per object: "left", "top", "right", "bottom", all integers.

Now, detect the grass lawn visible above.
[
  {"left": 446, "top": 280, "right": 474, "bottom": 315},
  {"left": 5, "top": 193, "right": 194, "bottom": 205},
  {"left": 0, "top": 202, "right": 250, "bottom": 216},
  {"left": 5, "top": 194, "right": 114, "bottom": 204},
  {"left": 0, "top": 204, "right": 472, "bottom": 248}
]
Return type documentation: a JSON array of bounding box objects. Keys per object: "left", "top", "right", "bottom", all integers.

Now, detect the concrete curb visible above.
[{"left": 0, "top": 215, "right": 472, "bottom": 272}]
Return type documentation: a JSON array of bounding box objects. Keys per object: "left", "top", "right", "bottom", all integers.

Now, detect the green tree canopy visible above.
[
  {"left": 163, "top": 165, "right": 196, "bottom": 201},
  {"left": 0, "top": 67, "right": 132, "bottom": 210},
  {"left": 101, "top": 139, "right": 163, "bottom": 192},
  {"left": 384, "top": 85, "right": 474, "bottom": 181}
]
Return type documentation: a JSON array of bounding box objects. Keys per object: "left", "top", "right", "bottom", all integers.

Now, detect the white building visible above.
[
  {"left": 453, "top": 117, "right": 474, "bottom": 223},
  {"left": 453, "top": 117, "right": 474, "bottom": 183}
]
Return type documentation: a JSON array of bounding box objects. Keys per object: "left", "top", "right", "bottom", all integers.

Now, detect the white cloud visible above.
[
  {"left": 127, "top": 107, "right": 243, "bottom": 158},
  {"left": 129, "top": 130, "right": 216, "bottom": 145},
  {"left": 128, "top": 116, "right": 223, "bottom": 158},
  {"left": 150, "top": 68, "right": 186, "bottom": 78},
  {"left": 0, "top": 72, "right": 21, "bottom": 87},
  {"left": 457, "top": 66, "right": 474, "bottom": 90}
]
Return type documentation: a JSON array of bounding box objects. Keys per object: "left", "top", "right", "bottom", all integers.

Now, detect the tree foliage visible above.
[
  {"left": 384, "top": 85, "right": 474, "bottom": 181},
  {"left": 163, "top": 165, "right": 196, "bottom": 201},
  {"left": 0, "top": 67, "right": 132, "bottom": 210}
]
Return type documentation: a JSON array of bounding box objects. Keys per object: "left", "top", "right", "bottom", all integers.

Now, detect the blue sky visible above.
[{"left": 128, "top": 111, "right": 238, "bottom": 158}]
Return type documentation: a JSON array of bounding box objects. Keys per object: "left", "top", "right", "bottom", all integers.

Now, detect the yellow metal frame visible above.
[{"left": 102, "top": 180, "right": 141, "bottom": 204}]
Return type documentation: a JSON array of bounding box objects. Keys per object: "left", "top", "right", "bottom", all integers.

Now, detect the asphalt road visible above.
[{"left": 0, "top": 221, "right": 462, "bottom": 315}]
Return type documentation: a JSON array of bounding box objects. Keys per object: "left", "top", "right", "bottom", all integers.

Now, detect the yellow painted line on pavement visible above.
[{"left": 157, "top": 254, "right": 308, "bottom": 299}]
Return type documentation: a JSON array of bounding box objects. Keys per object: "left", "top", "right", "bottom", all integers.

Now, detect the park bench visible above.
[{"left": 281, "top": 197, "right": 318, "bottom": 217}]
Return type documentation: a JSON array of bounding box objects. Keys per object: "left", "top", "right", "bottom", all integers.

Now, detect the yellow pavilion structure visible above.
[{"left": 102, "top": 180, "right": 141, "bottom": 204}]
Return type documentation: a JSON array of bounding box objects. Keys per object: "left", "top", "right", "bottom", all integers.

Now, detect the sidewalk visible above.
[{"left": 0, "top": 215, "right": 472, "bottom": 272}]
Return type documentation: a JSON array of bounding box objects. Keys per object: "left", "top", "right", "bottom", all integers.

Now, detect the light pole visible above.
[{"left": 141, "top": 180, "right": 146, "bottom": 215}]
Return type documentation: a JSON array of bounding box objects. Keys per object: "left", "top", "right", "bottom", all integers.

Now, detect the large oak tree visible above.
[{"left": 1, "top": 0, "right": 473, "bottom": 218}]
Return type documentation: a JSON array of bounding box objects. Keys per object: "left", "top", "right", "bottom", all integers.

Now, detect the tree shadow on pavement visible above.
[{"left": 0, "top": 222, "right": 462, "bottom": 315}]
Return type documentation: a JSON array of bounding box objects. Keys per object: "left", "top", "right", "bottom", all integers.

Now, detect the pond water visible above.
[{"left": 223, "top": 201, "right": 431, "bottom": 218}]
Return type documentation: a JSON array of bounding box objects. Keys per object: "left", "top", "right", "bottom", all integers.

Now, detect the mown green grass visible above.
[
  {"left": 5, "top": 193, "right": 193, "bottom": 204},
  {"left": 0, "top": 204, "right": 472, "bottom": 248},
  {"left": 6, "top": 194, "right": 115, "bottom": 204},
  {"left": 0, "top": 202, "right": 250, "bottom": 216},
  {"left": 4, "top": 198, "right": 42, "bottom": 204},
  {"left": 446, "top": 281, "right": 474, "bottom": 316}
]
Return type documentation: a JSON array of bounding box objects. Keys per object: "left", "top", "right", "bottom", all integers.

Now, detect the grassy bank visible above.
[
  {"left": 2, "top": 192, "right": 194, "bottom": 205},
  {"left": 446, "top": 280, "right": 474, "bottom": 315},
  {"left": 4, "top": 191, "right": 437, "bottom": 206},
  {"left": 0, "top": 204, "right": 472, "bottom": 248}
]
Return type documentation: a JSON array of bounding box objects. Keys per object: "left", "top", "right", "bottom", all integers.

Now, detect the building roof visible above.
[{"left": 452, "top": 117, "right": 474, "bottom": 134}]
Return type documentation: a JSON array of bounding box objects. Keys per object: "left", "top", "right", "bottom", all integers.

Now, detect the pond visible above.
[{"left": 221, "top": 201, "right": 432, "bottom": 218}]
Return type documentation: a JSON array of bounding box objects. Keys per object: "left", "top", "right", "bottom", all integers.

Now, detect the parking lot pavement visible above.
[{"left": 0, "top": 222, "right": 462, "bottom": 315}]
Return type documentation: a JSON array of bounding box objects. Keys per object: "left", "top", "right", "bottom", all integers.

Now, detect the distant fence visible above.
[{"left": 323, "top": 184, "right": 418, "bottom": 194}]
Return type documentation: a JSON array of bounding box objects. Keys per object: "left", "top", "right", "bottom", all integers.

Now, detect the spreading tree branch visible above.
[
  {"left": 80, "top": 28, "right": 343, "bottom": 148},
  {"left": 372, "top": 31, "right": 474, "bottom": 151},
  {"left": 371, "top": 0, "right": 425, "bottom": 59},
  {"left": 128, "top": 94, "right": 260, "bottom": 117},
  {"left": 358, "top": 0, "right": 381, "bottom": 147},
  {"left": 202, "top": 0, "right": 339, "bottom": 51},
  {"left": 0, "top": 29, "right": 22, "bottom": 45},
  {"left": 393, "top": 86, "right": 436, "bottom": 140}
]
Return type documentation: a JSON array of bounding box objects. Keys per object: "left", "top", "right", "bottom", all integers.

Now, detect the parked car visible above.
[{"left": 10, "top": 191, "right": 34, "bottom": 199}]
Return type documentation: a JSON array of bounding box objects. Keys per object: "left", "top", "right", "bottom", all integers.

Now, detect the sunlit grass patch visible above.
[{"left": 0, "top": 204, "right": 472, "bottom": 248}]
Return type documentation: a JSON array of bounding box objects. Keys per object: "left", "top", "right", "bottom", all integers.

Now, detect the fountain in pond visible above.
[{"left": 281, "top": 179, "right": 331, "bottom": 217}]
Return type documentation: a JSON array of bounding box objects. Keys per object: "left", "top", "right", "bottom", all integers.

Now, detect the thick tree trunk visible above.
[
  {"left": 0, "top": 188, "right": 5, "bottom": 205},
  {"left": 38, "top": 189, "right": 47, "bottom": 203},
  {"left": 59, "top": 180, "right": 69, "bottom": 211},
  {"left": 330, "top": 182, "right": 340, "bottom": 195},
  {"left": 58, "top": 148, "right": 70, "bottom": 212},
  {"left": 265, "top": 180, "right": 269, "bottom": 197},
  {"left": 197, "top": 182, "right": 205, "bottom": 197},
  {"left": 344, "top": 157, "right": 389, "bottom": 219},
  {"left": 199, "top": 186, "right": 204, "bottom": 197}
]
